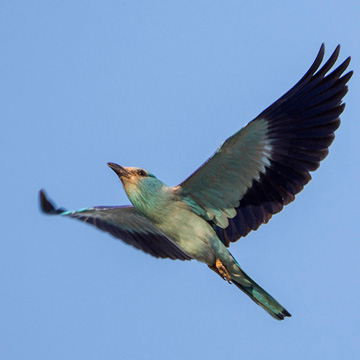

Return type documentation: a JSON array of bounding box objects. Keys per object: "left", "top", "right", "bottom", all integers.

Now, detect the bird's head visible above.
[{"left": 107, "top": 162, "right": 165, "bottom": 207}]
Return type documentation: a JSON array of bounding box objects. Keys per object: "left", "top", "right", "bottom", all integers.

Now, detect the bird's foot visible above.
[{"left": 208, "top": 259, "right": 231, "bottom": 283}]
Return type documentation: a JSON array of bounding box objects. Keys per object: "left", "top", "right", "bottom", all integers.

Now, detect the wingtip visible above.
[
  {"left": 39, "top": 189, "right": 66, "bottom": 215},
  {"left": 346, "top": 69, "right": 354, "bottom": 80},
  {"left": 318, "top": 43, "right": 325, "bottom": 60}
]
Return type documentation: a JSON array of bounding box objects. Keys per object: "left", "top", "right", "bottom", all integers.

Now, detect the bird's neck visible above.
[{"left": 125, "top": 179, "right": 173, "bottom": 222}]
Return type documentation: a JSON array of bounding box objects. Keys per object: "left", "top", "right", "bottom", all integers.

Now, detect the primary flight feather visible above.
[{"left": 40, "top": 44, "right": 352, "bottom": 320}]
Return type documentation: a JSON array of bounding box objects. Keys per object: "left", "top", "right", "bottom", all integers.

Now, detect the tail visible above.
[{"left": 230, "top": 270, "right": 291, "bottom": 321}]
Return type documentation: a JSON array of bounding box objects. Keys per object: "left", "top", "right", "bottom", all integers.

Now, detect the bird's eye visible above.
[{"left": 137, "top": 170, "right": 147, "bottom": 177}]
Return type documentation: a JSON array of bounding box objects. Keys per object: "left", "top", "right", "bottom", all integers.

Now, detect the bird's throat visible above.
[{"left": 124, "top": 179, "right": 172, "bottom": 223}]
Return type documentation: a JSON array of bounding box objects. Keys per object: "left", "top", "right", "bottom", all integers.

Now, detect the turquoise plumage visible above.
[{"left": 40, "top": 45, "right": 352, "bottom": 320}]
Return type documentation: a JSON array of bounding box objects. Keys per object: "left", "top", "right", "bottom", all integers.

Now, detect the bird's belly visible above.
[{"left": 155, "top": 209, "right": 216, "bottom": 264}]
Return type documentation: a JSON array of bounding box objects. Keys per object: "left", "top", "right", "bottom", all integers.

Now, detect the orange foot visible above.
[{"left": 208, "top": 259, "right": 231, "bottom": 283}]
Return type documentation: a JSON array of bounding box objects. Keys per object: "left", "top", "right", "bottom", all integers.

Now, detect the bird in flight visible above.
[{"left": 40, "top": 44, "right": 352, "bottom": 320}]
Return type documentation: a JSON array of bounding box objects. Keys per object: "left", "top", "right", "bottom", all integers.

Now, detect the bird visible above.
[{"left": 40, "top": 44, "right": 352, "bottom": 320}]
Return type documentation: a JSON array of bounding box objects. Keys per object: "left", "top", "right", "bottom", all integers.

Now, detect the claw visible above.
[{"left": 208, "top": 259, "right": 231, "bottom": 283}]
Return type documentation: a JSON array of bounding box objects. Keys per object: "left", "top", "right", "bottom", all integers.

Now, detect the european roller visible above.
[{"left": 40, "top": 45, "right": 352, "bottom": 320}]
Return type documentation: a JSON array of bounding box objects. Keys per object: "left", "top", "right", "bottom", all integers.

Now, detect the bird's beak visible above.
[{"left": 107, "top": 162, "right": 131, "bottom": 179}]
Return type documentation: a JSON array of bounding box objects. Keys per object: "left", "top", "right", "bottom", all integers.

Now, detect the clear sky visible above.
[{"left": 1, "top": 1, "right": 360, "bottom": 359}]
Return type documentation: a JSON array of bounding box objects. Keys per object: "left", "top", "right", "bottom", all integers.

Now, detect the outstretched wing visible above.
[
  {"left": 39, "top": 190, "right": 192, "bottom": 260},
  {"left": 175, "top": 44, "right": 352, "bottom": 246}
]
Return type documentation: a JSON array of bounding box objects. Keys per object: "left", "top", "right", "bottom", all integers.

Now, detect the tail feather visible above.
[{"left": 231, "top": 272, "right": 291, "bottom": 320}]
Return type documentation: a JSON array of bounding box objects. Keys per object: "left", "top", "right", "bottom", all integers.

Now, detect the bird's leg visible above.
[{"left": 208, "top": 259, "right": 231, "bottom": 283}]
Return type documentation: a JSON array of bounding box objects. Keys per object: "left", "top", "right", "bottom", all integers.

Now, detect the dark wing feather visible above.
[
  {"left": 175, "top": 45, "right": 352, "bottom": 246},
  {"left": 39, "top": 190, "right": 191, "bottom": 260}
]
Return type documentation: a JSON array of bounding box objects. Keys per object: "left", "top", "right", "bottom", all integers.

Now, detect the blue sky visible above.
[{"left": 1, "top": 1, "right": 360, "bottom": 359}]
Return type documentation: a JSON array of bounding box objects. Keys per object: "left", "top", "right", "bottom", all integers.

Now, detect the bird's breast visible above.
[{"left": 152, "top": 204, "right": 217, "bottom": 264}]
